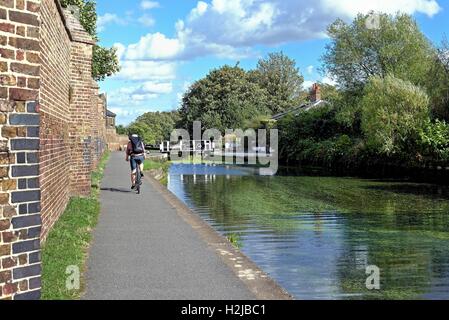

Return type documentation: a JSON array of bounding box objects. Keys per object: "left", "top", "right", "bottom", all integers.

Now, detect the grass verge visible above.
[
  {"left": 41, "top": 151, "right": 110, "bottom": 300},
  {"left": 144, "top": 159, "right": 170, "bottom": 186}
]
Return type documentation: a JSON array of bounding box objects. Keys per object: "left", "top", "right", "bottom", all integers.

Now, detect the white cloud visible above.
[
  {"left": 189, "top": 1, "right": 209, "bottom": 21},
  {"left": 114, "top": 61, "right": 176, "bottom": 81},
  {"left": 140, "top": 81, "right": 173, "bottom": 94},
  {"left": 138, "top": 14, "right": 156, "bottom": 27},
  {"left": 141, "top": 1, "right": 160, "bottom": 10},
  {"left": 115, "top": 0, "right": 442, "bottom": 64},
  {"left": 123, "top": 33, "right": 183, "bottom": 60},
  {"left": 97, "top": 13, "right": 125, "bottom": 32},
  {"left": 322, "top": 0, "right": 441, "bottom": 18},
  {"left": 306, "top": 65, "right": 314, "bottom": 75},
  {"left": 322, "top": 73, "right": 337, "bottom": 86},
  {"left": 108, "top": 81, "right": 173, "bottom": 106},
  {"left": 302, "top": 80, "right": 315, "bottom": 90}
]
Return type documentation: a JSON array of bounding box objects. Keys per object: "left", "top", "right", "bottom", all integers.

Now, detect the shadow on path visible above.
[{"left": 100, "top": 187, "right": 132, "bottom": 193}]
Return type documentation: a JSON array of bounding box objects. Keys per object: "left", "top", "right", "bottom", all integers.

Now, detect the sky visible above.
[{"left": 96, "top": 0, "right": 448, "bottom": 125}]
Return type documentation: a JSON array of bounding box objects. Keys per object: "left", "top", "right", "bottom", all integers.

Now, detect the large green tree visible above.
[
  {"left": 426, "top": 39, "right": 449, "bottom": 120},
  {"left": 61, "top": 0, "right": 120, "bottom": 81},
  {"left": 322, "top": 13, "right": 434, "bottom": 92},
  {"left": 133, "top": 111, "right": 181, "bottom": 144},
  {"left": 361, "top": 75, "right": 430, "bottom": 156},
  {"left": 251, "top": 52, "right": 304, "bottom": 114},
  {"left": 180, "top": 65, "right": 270, "bottom": 132}
]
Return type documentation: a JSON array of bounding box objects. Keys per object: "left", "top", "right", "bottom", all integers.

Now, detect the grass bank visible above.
[
  {"left": 41, "top": 151, "right": 110, "bottom": 300},
  {"left": 144, "top": 158, "right": 170, "bottom": 186}
]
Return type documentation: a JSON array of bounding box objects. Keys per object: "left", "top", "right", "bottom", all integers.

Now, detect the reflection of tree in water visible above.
[
  {"left": 335, "top": 212, "right": 449, "bottom": 299},
  {"left": 179, "top": 172, "right": 449, "bottom": 299}
]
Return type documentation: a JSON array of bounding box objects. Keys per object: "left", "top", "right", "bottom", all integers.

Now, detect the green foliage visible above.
[
  {"left": 322, "top": 12, "right": 433, "bottom": 92},
  {"left": 251, "top": 52, "right": 305, "bottom": 113},
  {"left": 180, "top": 65, "right": 270, "bottom": 132},
  {"left": 92, "top": 45, "right": 120, "bottom": 81},
  {"left": 144, "top": 159, "right": 170, "bottom": 185},
  {"left": 126, "top": 111, "right": 180, "bottom": 145},
  {"left": 61, "top": 0, "right": 96, "bottom": 36},
  {"left": 116, "top": 124, "right": 127, "bottom": 135},
  {"left": 426, "top": 39, "right": 449, "bottom": 120},
  {"left": 127, "top": 122, "right": 152, "bottom": 143},
  {"left": 361, "top": 75, "right": 430, "bottom": 156},
  {"left": 418, "top": 119, "right": 449, "bottom": 161},
  {"left": 61, "top": 0, "right": 119, "bottom": 81}
]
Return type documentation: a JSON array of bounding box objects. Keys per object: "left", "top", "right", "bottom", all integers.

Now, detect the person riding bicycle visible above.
[{"left": 126, "top": 134, "right": 146, "bottom": 190}]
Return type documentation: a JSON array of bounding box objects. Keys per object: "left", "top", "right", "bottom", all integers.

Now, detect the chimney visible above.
[{"left": 310, "top": 83, "right": 321, "bottom": 102}]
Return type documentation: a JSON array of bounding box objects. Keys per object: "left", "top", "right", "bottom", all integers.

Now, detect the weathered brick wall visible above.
[
  {"left": 91, "top": 81, "right": 106, "bottom": 169},
  {"left": 39, "top": 0, "right": 71, "bottom": 240},
  {"left": 97, "top": 93, "right": 107, "bottom": 152},
  {"left": 67, "top": 16, "right": 95, "bottom": 196},
  {"left": 1, "top": 0, "right": 108, "bottom": 299},
  {"left": 1, "top": 0, "right": 42, "bottom": 300}
]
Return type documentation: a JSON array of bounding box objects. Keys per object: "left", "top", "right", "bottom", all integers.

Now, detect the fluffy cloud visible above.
[
  {"left": 306, "top": 65, "right": 314, "bottom": 75},
  {"left": 97, "top": 13, "right": 126, "bottom": 32},
  {"left": 123, "top": 33, "right": 183, "bottom": 60},
  {"left": 322, "top": 0, "right": 441, "bottom": 17},
  {"left": 141, "top": 1, "right": 160, "bottom": 10},
  {"left": 108, "top": 81, "right": 173, "bottom": 105},
  {"left": 115, "top": 0, "right": 441, "bottom": 63},
  {"left": 138, "top": 14, "right": 156, "bottom": 27},
  {"left": 114, "top": 60, "right": 177, "bottom": 81}
]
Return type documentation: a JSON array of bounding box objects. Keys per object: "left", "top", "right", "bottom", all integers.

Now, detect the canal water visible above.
[{"left": 167, "top": 163, "right": 449, "bottom": 300}]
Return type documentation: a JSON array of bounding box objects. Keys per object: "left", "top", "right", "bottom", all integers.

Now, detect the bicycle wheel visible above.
[{"left": 136, "top": 166, "right": 141, "bottom": 194}]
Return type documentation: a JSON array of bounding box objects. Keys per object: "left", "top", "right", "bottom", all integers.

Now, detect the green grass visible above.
[
  {"left": 144, "top": 159, "right": 170, "bottom": 186},
  {"left": 226, "top": 233, "right": 243, "bottom": 249},
  {"left": 41, "top": 151, "right": 110, "bottom": 300}
]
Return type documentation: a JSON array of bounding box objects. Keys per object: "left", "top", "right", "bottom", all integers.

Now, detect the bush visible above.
[
  {"left": 361, "top": 75, "right": 430, "bottom": 156},
  {"left": 418, "top": 119, "right": 449, "bottom": 162}
]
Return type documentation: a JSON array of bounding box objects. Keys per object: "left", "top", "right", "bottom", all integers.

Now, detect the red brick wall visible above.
[
  {"left": 1, "top": 0, "right": 42, "bottom": 300},
  {"left": 1, "top": 0, "right": 108, "bottom": 299},
  {"left": 38, "top": 0, "right": 71, "bottom": 240},
  {"left": 68, "top": 40, "right": 94, "bottom": 196}
]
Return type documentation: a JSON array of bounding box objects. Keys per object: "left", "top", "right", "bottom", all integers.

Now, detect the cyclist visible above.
[{"left": 126, "top": 134, "right": 146, "bottom": 190}]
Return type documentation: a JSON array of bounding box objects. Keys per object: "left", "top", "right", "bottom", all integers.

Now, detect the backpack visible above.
[{"left": 130, "top": 136, "right": 144, "bottom": 154}]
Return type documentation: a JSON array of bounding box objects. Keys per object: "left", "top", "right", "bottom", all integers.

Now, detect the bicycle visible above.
[{"left": 135, "top": 159, "right": 143, "bottom": 194}]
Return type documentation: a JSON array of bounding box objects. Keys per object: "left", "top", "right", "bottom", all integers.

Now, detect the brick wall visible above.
[
  {"left": 1, "top": 0, "right": 109, "bottom": 299},
  {"left": 67, "top": 24, "right": 95, "bottom": 196},
  {"left": 1, "top": 0, "right": 42, "bottom": 300},
  {"left": 39, "top": 0, "right": 71, "bottom": 240}
]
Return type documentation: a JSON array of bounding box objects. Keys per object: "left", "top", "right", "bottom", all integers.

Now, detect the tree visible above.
[
  {"left": 361, "top": 75, "right": 430, "bottom": 156},
  {"left": 134, "top": 111, "right": 181, "bottom": 144},
  {"left": 322, "top": 13, "right": 434, "bottom": 92},
  {"left": 251, "top": 52, "right": 304, "bottom": 114},
  {"left": 426, "top": 38, "right": 449, "bottom": 120},
  {"left": 315, "top": 82, "right": 341, "bottom": 103},
  {"left": 61, "top": 0, "right": 120, "bottom": 81},
  {"left": 116, "top": 125, "right": 127, "bottom": 135},
  {"left": 180, "top": 65, "right": 270, "bottom": 132},
  {"left": 127, "top": 122, "right": 154, "bottom": 144}
]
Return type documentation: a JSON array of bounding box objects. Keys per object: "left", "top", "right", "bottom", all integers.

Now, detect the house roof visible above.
[
  {"left": 271, "top": 100, "right": 329, "bottom": 121},
  {"left": 106, "top": 110, "right": 116, "bottom": 118}
]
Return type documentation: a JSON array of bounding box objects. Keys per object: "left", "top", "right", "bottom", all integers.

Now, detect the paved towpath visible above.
[{"left": 83, "top": 152, "right": 255, "bottom": 300}]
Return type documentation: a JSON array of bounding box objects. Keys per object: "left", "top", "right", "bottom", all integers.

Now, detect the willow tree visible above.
[
  {"left": 61, "top": 0, "right": 120, "bottom": 81},
  {"left": 361, "top": 75, "right": 430, "bottom": 156},
  {"left": 322, "top": 13, "right": 434, "bottom": 92}
]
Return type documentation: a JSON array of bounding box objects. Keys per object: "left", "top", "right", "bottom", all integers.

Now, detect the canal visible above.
[{"left": 167, "top": 163, "right": 449, "bottom": 300}]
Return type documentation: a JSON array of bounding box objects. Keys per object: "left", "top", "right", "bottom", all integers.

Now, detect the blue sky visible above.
[{"left": 96, "top": 0, "right": 448, "bottom": 125}]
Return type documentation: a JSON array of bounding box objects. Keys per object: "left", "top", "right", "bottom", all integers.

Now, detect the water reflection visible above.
[{"left": 167, "top": 164, "right": 449, "bottom": 299}]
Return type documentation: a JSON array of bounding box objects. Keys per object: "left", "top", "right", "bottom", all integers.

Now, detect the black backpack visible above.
[{"left": 130, "top": 136, "right": 144, "bottom": 154}]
